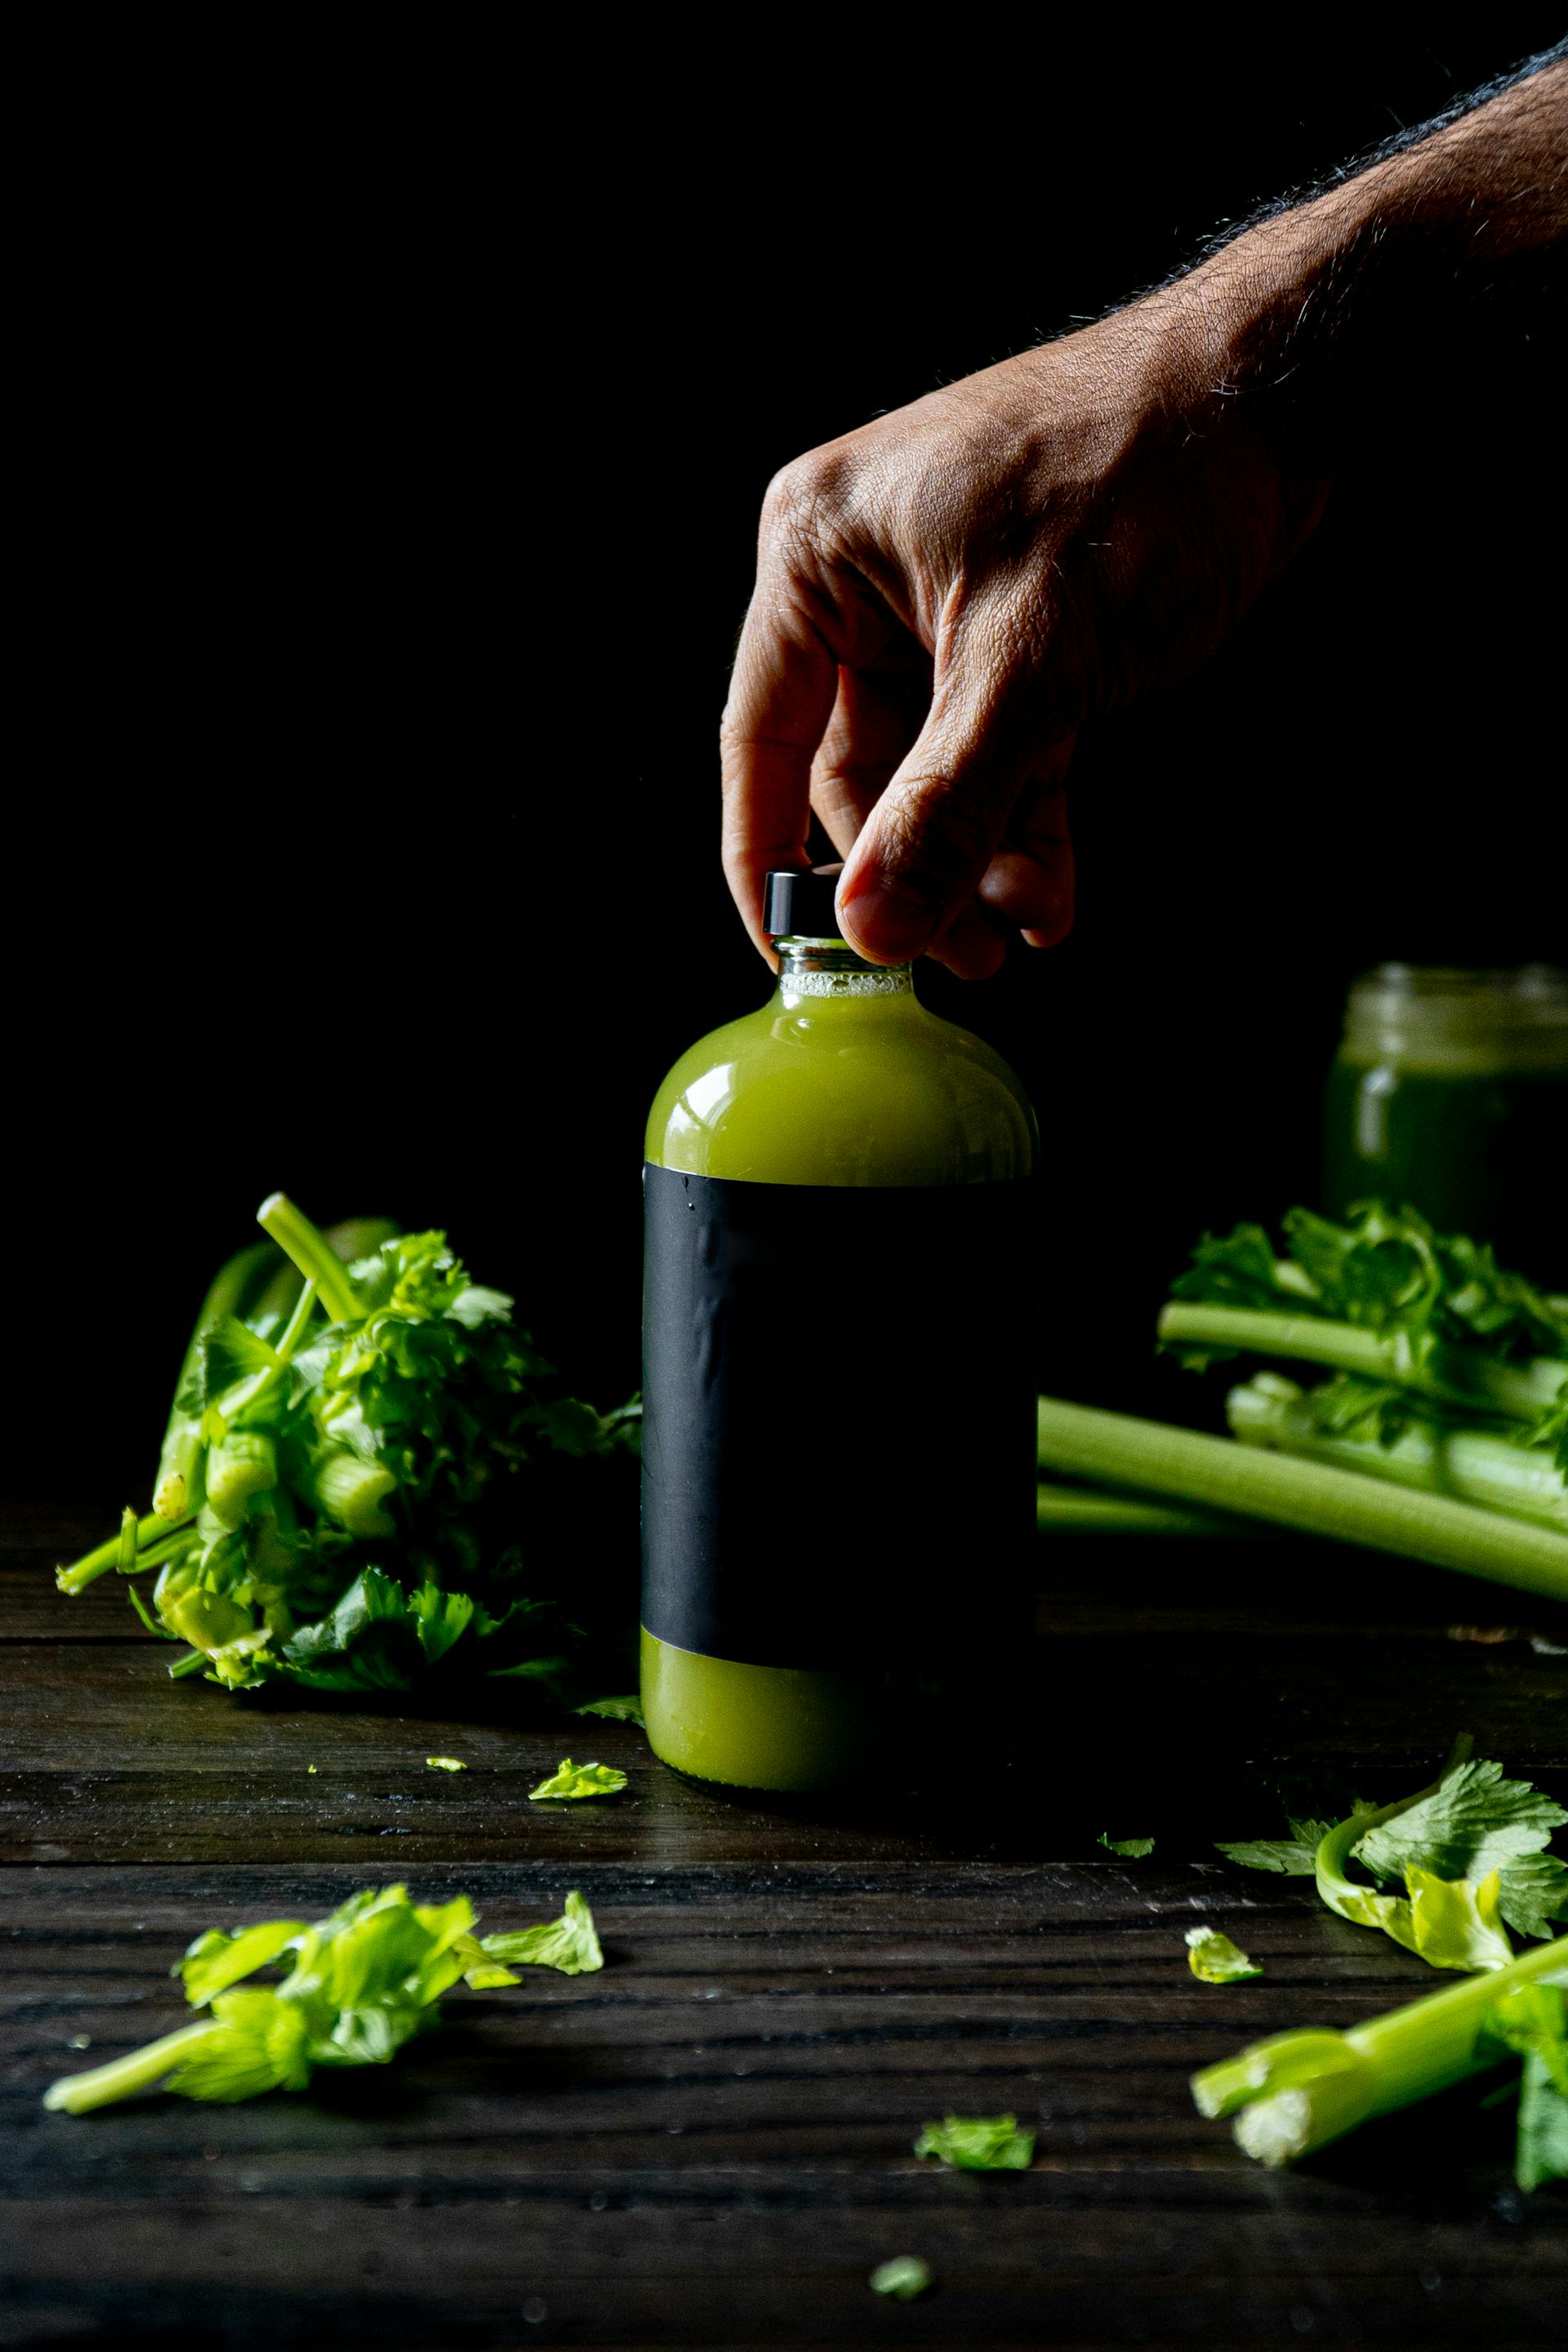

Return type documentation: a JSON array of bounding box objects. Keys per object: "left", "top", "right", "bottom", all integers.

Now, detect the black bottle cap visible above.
[{"left": 763, "top": 864, "right": 845, "bottom": 938}]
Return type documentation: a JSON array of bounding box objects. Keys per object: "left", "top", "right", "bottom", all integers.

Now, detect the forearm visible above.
[{"left": 1131, "top": 54, "right": 1566, "bottom": 492}]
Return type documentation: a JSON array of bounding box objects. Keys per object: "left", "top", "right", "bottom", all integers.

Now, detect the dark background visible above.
[{"left": 7, "top": 20, "right": 1565, "bottom": 1507}]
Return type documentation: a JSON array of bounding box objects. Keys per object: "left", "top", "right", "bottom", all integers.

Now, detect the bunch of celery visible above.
[
  {"left": 44, "top": 1882, "right": 603, "bottom": 2115},
  {"left": 1199, "top": 1745, "right": 1568, "bottom": 2188},
  {"left": 56, "top": 1195, "right": 639, "bottom": 1694},
  {"left": 1036, "top": 1203, "right": 1568, "bottom": 1601}
]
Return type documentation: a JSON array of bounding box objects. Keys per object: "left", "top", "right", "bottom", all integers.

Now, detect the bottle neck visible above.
[{"left": 773, "top": 936, "right": 915, "bottom": 1002}]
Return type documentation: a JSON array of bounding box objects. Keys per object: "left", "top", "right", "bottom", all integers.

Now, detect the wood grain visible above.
[{"left": 2, "top": 1512, "right": 1565, "bottom": 2347}]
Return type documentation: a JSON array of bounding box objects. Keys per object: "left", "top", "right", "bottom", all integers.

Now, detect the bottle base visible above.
[{"left": 639, "top": 1627, "right": 884, "bottom": 1795}]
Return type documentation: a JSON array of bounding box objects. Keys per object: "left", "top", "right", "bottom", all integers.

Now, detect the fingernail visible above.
[{"left": 837, "top": 884, "right": 936, "bottom": 964}]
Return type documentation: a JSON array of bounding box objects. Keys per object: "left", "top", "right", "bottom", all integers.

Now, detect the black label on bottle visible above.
[{"left": 641, "top": 1165, "right": 1037, "bottom": 1670}]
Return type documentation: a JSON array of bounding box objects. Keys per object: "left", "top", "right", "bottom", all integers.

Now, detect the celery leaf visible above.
[
  {"left": 1486, "top": 1979, "right": 1568, "bottom": 2190},
  {"left": 163, "top": 1988, "right": 314, "bottom": 2102},
  {"left": 1217, "top": 1819, "right": 1334, "bottom": 1876},
  {"left": 577, "top": 1695, "right": 645, "bottom": 1725},
  {"left": 1354, "top": 1758, "right": 1566, "bottom": 1889},
  {"left": 1516, "top": 2051, "right": 1568, "bottom": 2190},
  {"left": 178, "top": 1920, "right": 307, "bottom": 2007},
  {"left": 480, "top": 1891, "right": 603, "bottom": 1977},
  {"left": 1494, "top": 1855, "right": 1568, "bottom": 1943}
]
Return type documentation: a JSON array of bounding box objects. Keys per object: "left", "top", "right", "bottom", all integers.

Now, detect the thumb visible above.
[{"left": 835, "top": 619, "right": 1036, "bottom": 965}]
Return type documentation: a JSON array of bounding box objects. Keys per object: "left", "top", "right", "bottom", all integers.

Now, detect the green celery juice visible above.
[
  {"left": 640, "top": 870, "right": 1037, "bottom": 1793},
  {"left": 1325, "top": 964, "right": 1568, "bottom": 1282}
]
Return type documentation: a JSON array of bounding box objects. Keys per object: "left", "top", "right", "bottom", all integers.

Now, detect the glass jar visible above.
[{"left": 1324, "top": 964, "right": 1568, "bottom": 1282}]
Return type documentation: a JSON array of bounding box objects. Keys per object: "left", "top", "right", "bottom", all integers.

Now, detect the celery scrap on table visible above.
[
  {"left": 1193, "top": 1927, "right": 1568, "bottom": 2185},
  {"left": 1199, "top": 1744, "right": 1568, "bottom": 2185},
  {"left": 1217, "top": 1741, "right": 1568, "bottom": 1959},
  {"left": 1186, "top": 1928, "right": 1263, "bottom": 1984},
  {"left": 528, "top": 1757, "right": 627, "bottom": 1801},
  {"left": 915, "top": 2114, "right": 1036, "bottom": 2171},
  {"left": 575, "top": 1694, "right": 645, "bottom": 1725},
  {"left": 43, "top": 1886, "right": 604, "bottom": 2114},
  {"left": 1098, "top": 1833, "right": 1156, "bottom": 1858},
  {"left": 1214, "top": 1822, "right": 1334, "bottom": 1877},
  {"left": 480, "top": 1889, "right": 603, "bottom": 1976},
  {"left": 54, "top": 1196, "right": 639, "bottom": 1698},
  {"left": 869, "top": 2257, "right": 933, "bottom": 2300}
]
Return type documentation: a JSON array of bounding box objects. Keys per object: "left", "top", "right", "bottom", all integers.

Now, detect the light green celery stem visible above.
[
  {"left": 42, "top": 2020, "right": 221, "bottom": 2114},
  {"left": 1228, "top": 1380, "right": 1568, "bottom": 1533},
  {"left": 1035, "top": 1396, "right": 1568, "bottom": 1602},
  {"left": 1036, "top": 1486, "right": 1257, "bottom": 1538},
  {"left": 205, "top": 1431, "right": 280, "bottom": 1531},
  {"left": 153, "top": 1241, "right": 277, "bottom": 1518},
  {"left": 204, "top": 1279, "right": 321, "bottom": 1454},
  {"left": 56, "top": 1508, "right": 189, "bottom": 1596},
  {"left": 313, "top": 1454, "right": 397, "bottom": 1538},
  {"left": 247, "top": 1218, "right": 398, "bottom": 1335},
  {"left": 1313, "top": 1740, "right": 1471, "bottom": 1926},
  {"left": 1158, "top": 1302, "right": 1562, "bottom": 1423},
  {"left": 274, "top": 1276, "right": 319, "bottom": 1358},
  {"left": 256, "top": 1194, "right": 363, "bottom": 1326},
  {"left": 116, "top": 1528, "right": 198, "bottom": 1577},
  {"left": 1192, "top": 1929, "right": 1568, "bottom": 2166}
]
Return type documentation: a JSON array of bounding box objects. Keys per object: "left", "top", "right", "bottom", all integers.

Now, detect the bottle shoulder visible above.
[{"left": 646, "top": 992, "right": 1036, "bottom": 1185}]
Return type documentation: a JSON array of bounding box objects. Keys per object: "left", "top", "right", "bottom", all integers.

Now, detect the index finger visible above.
[{"left": 719, "top": 568, "right": 840, "bottom": 959}]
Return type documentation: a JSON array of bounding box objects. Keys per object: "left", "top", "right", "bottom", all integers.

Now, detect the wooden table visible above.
[{"left": 2, "top": 1508, "right": 1565, "bottom": 2349}]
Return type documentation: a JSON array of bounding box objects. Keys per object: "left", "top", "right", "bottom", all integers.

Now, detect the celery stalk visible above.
[
  {"left": 206, "top": 1431, "right": 280, "bottom": 1531},
  {"left": 256, "top": 1194, "right": 363, "bottom": 1326},
  {"left": 1036, "top": 1396, "right": 1568, "bottom": 1601},
  {"left": 1192, "top": 1930, "right": 1568, "bottom": 2165},
  {"left": 56, "top": 1508, "right": 188, "bottom": 1596},
  {"left": 1227, "top": 1378, "right": 1568, "bottom": 1533},
  {"left": 1036, "top": 1486, "right": 1255, "bottom": 1537},
  {"left": 1158, "top": 1301, "right": 1561, "bottom": 1423},
  {"left": 42, "top": 2020, "right": 223, "bottom": 2115},
  {"left": 153, "top": 1241, "right": 277, "bottom": 1519}
]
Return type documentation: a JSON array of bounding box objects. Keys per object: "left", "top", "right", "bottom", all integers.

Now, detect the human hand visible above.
[
  {"left": 720, "top": 289, "right": 1325, "bottom": 978},
  {"left": 719, "top": 57, "right": 1565, "bottom": 977}
]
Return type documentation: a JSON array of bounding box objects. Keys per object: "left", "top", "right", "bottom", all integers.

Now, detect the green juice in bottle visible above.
[{"left": 640, "top": 867, "right": 1039, "bottom": 1793}]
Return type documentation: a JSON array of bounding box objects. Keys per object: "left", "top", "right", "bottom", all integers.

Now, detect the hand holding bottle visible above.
[{"left": 719, "top": 60, "right": 1565, "bottom": 979}]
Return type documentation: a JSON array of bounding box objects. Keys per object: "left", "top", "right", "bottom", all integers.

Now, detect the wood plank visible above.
[
  {"left": 2, "top": 1621, "right": 1563, "bottom": 1867},
  {"left": 2, "top": 1864, "right": 1562, "bottom": 2348},
  {"left": 4, "top": 1508, "right": 1566, "bottom": 2343}
]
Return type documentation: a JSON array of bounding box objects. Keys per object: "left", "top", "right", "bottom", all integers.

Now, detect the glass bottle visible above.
[
  {"left": 1323, "top": 964, "right": 1568, "bottom": 1281},
  {"left": 640, "top": 867, "right": 1039, "bottom": 1793}
]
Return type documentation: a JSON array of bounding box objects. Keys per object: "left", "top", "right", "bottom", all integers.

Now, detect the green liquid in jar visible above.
[
  {"left": 641, "top": 942, "right": 1036, "bottom": 1792},
  {"left": 1323, "top": 965, "right": 1568, "bottom": 1285}
]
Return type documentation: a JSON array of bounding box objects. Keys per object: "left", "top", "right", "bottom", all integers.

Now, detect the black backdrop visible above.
[{"left": 7, "top": 20, "right": 1565, "bottom": 1508}]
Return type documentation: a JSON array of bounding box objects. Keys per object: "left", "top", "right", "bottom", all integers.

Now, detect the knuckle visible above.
[
  {"left": 882, "top": 774, "right": 1001, "bottom": 902},
  {"left": 761, "top": 448, "right": 848, "bottom": 543}
]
